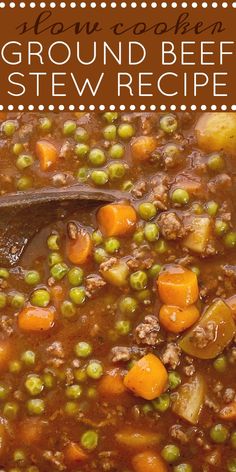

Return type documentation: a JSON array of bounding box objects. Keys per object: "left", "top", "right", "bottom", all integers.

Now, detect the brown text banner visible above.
[{"left": 0, "top": 4, "right": 236, "bottom": 110}]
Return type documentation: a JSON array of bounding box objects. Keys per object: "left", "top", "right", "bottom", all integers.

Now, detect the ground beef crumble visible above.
[
  {"left": 134, "top": 315, "right": 161, "bottom": 346},
  {"left": 161, "top": 343, "right": 181, "bottom": 369},
  {"left": 191, "top": 321, "right": 217, "bottom": 349},
  {"left": 158, "top": 212, "right": 187, "bottom": 240}
]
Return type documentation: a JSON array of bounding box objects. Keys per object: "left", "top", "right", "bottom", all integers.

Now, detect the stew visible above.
[{"left": 0, "top": 111, "right": 236, "bottom": 472}]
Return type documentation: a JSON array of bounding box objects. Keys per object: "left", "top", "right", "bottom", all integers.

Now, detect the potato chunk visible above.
[
  {"left": 172, "top": 373, "right": 206, "bottom": 424},
  {"left": 179, "top": 299, "right": 236, "bottom": 359},
  {"left": 195, "top": 113, "right": 236, "bottom": 156},
  {"left": 182, "top": 217, "right": 211, "bottom": 253}
]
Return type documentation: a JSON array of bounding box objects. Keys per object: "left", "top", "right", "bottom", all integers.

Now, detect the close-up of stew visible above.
[{"left": 0, "top": 111, "right": 236, "bottom": 472}]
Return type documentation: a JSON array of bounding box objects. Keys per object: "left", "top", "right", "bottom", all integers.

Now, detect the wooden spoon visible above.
[{"left": 0, "top": 186, "right": 127, "bottom": 267}]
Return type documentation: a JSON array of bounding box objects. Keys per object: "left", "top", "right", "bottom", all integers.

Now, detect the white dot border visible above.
[
  {"left": 1, "top": 104, "right": 236, "bottom": 111},
  {"left": 0, "top": 1, "right": 235, "bottom": 6}
]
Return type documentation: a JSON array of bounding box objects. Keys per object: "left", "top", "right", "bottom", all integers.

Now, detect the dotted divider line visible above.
[
  {"left": 0, "top": 1, "right": 236, "bottom": 7},
  {"left": 1, "top": 104, "right": 236, "bottom": 111}
]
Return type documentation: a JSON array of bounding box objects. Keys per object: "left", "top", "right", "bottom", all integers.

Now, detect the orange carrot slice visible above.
[
  {"left": 157, "top": 265, "right": 199, "bottom": 307},
  {"left": 65, "top": 442, "right": 88, "bottom": 463},
  {"left": 66, "top": 226, "right": 92, "bottom": 265},
  {"left": 159, "top": 304, "right": 200, "bottom": 333},
  {"left": 97, "top": 204, "right": 137, "bottom": 237},
  {"left": 132, "top": 450, "right": 168, "bottom": 472},
  {"left": 18, "top": 306, "right": 55, "bottom": 331},
  {"left": 99, "top": 369, "right": 126, "bottom": 396},
  {"left": 35, "top": 140, "right": 58, "bottom": 171},
  {"left": 124, "top": 353, "right": 168, "bottom": 401},
  {"left": 0, "top": 340, "right": 13, "bottom": 372},
  {"left": 131, "top": 136, "right": 157, "bottom": 162}
]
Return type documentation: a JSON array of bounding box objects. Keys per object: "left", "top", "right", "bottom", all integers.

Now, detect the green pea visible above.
[
  {"left": 144, "top": 223, "right": 159, "bottom": 242},
  {"left": 16, "top": 154, "right": 34, "bottom": 170},
  {"left": 25, "top": 375, "right": 44, "bottom": 396},
  {"left": 119, "top": 296, "right": 138, "bottom": 315},
  {"left": 103, "top": 112, "right": 118, "bottom": 123},
  {"left": 16, "top": 176, "right": 33, "bottom": 191},
  {"left": 86, "top": 361, "right": 103, "bottom": 379},
  {"left": 67, "top": 267, "right": 84, "bottom": 286},
  {"left": 81, "top": 430, "right": 98, "bottom": 450},
  {"left": 63, "top": 120, "right": 76, "bottom": 136},
  {"left": 142, "top": 403, "right": 153, "bottom": 415},
  {"left": 121, "top": 180, "right": 133, "bottom": 192},
  {"left": 48, "top": 252, "right": 63, "bottom": 267},
  {"left": 27, "top": 398, "right": 45, "bottom": 415},
  {"left": 75, "top": 341, "right": 92, "bottom": 358},
  {"left": 24, "top": 270, "right": 40, "bottom": 286},
  {"left": 163, "top": 143, "right": 180, "bottom": 161},
  {"left": 75, "top": 143, "right": 89, "bottom": 158},
  {"left": 92, "top": 230, "right": 103, "bottom": 246},
  {"left": 138, "top": 202, "right": 157, "bottom": 221},
  {"left": 231, "top": 432, "right": 236, "bottom": 448},
  {"left": 61, "top": 300, "right": 76, "bottom": 319},
  {"left": 130, "top": 271, "right": 148, "bottom": 291},
  {"left": 210, "top": 423, "right": 229, "bottom": 443},
  {"left": 104, "top": 237, "right": 120, "bottom": 254},
  {"left": 0, "top": 384, "right": 9, "bottom": 401},
  {"left": 64, "top": 401, "right": 79, "bottom": 416},
  {"left": 190, "top": 266, "right": 200, "bottom": 277},
  {"left": 66, "top": 384, "right": 82, "bottom": 399},
  {"left": 94, "top": 248, "right": 108, "bottom": 264},
  {"left": 161, "top": 444, "right": 180, "bottom": 463},
  {"left": 21, "top": 350, "right": 35, "bottom": 366},
  {"left": 30, "top": 289, "right": 50, "bottom": 308},
  {"left": 43, "top": 372, "right": 54, "bottom": 389},
  {"left": 69, "top": 287, "right": 86, "bottom": 305},
  {"left": 228, "top": 458, "right": 236, "bottom": 472},
  {"left": 192, "top": 202, "right": 204, "bottom": 215},
  {"left": 87, "top": 387, "right": 97, "bottom": 399},
  {"left": 89, "top": 148, "right": 106, "bottom": 166},
  {"left": 108, "top": 162, "right": 126, "bottom": 180},
  {"left": 133, "top": 230, "right": 145, "bottom": 245},
  {"left": 3, "top": 401, "right": 19, "bottom": 419},
  {"left": 76, "top": 166, "right": 90, "bottom": 182},
  {"left": 224, "top": 231, "right": 236, "bottom": 248},
  {"left": 118, "top": 123, "right": 135, "bottom": 140},
  {"left": 168, "top": 371, "right": 181, "bottom": 390},
  {"left": 136, "top": 289, "right": 151, "bottom": 303},
  {"left": 155, "top": 239, "right": 168, "bottom": 254},
  {"left": 74, "top": 369, "right": 87, "bottom": 383},
  {"left": 13, "top": 143, "right": 24, "bottom": 155},
  {"left": 74, "top": 127, "right": 89, "bottom": 143},
  {"left": 213, "top": 355, "right": 227, "bottom": 373},
  {"left": 0, "top": 268, "right": 9, "bottom": 279},
  {"left": 160, "top": 114, "right": 178, "bottom": 134},
  {"left": 47, "top": 234, "right": 59, "bottom": 251},
  {"left": 91, "top": 170, "right": 109, "bottom": 186},
  {"left": 9, "top": 360, "right": 22, "bottom": 374},
  {"left": 2, "top": 120, "right": 16, "bottom": 137},
  {"left": 207, "top": 153, "right": 225, "bottom": 172},
  {"left": 109, "top": 143, "right": 124, "bottom": 159},
  {"left": 148, "top": 264, "right": 162, "bottom": 278},
  {"left": 39, "top": 117, "right": 52, "bottom": 132},
  {"left": 152, "top": 393, "right": 170, "bottom": 412},
  {"left": 206, "top": 200, "right": 219, "bottom": 216},
  {"left": 174, "top": 464, "right": 192, "bottom": 472},
  {"left": 50, "top": 263, "right": 68, "bottom": 281},
  {"left": 171, "top": 188, "right": 190, "bottom": 205},
  {"left": 13, "top": 449, "right": 26, "bottom": 463},
  {"left": 215, "top": 219, "right": 229, "bottom": 236},
  {"left": 0, "top": 292, "right": 7, "bottom": 309},
  {"left": 115, "top": 320, "right": 131, "bottom": 335},
  {"left": 103, "top": 124, "right": 117, "bottom": 141}
]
